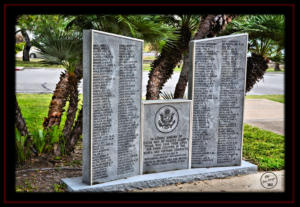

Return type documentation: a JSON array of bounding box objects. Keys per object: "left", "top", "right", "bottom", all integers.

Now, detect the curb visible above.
[{"left": 16, "top": 67, "right": 24, "bottom": 71}]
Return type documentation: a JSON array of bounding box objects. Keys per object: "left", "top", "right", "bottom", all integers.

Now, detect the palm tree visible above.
[
  {"left": 67, "top": 15, "right": 173, "bottom": 44},
  {"left": 60, "top": 14, "right": 172, "bottom": 154},
  {"left": 220, "top": 15, "right": 284, "bottom": 91},
  {"left": 246, "top": 53, "right": 269, "bottom": 92},
  {"left": 173, "top": 15, "right": 284, "bottom": 97},
  {"left": 32, "top": 24, "right": 82, "bottom": 155},
  {"left": 146, "top": 15, "right": 200, "bottom": 100},
  {"left": 33, "top": 28, "right": 82, "bottom": 130},
  {"left": 173, "top": 14, "right": 233, "bottom": 98},
  {"left": 63, "top": 14, "right": 174, "bottom": 149},
  {"left": 270, "top": 49, "right": 284, "bottom": 71}
]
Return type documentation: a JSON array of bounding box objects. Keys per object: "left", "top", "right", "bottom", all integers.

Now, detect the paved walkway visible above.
[
  {"left": 244, "top": 99, "right": 284, "bottom": 135},
  {"left": 132, "top": 170, "right": 284, "bottom": 192}
]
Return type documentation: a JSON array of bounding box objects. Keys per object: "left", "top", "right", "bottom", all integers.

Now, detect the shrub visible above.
[
  {"left": 15, "top": 127, "right": 30, "bottom": 164},
  {"left": 31, "top": 126, "right": 66, "bottom": 156}
]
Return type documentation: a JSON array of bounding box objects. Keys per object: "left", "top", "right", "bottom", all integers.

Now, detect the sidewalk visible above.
[
  {"left": 132, "top": 98, "right": 285, "bottom": 192},
  {"left": 244, "top": 99, "right": 284, "bottom": 135},
  {"left": 132, "top": 170, "right": 284, "bottom": 192}
]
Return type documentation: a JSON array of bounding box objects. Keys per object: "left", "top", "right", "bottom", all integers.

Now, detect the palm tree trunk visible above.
[
  {"left": 63, "top": 64, "right": 82, "bottom": 140},
  {"left": 15, "top": 95, "right": 29, "bottom": 137},
  {"left": 274, "top": 62, "right": 281, "bottom": 71},
  {"left": 43, "top": 71, "right": 70, "bottom": 129},
  {"left": 64, "top": 65, "right": 83, "bottom": 155},
  {"left": 21, "top": 30, "right": 31, "bottom": 62},
  {"left": 174, "top": 15, "right": 233, "bottom": 99},
  {"left": 63, "top": 65, "right": 83, "bottom": 155},
  {"left": 146, "top": 24, "right": 192, "bottom": 100},
  {"left": 62, "top": 73, "right": 78, "bottom": 138},
  {"left": 65, "top": 108, "right": 83, "bottom": 155},
  {"left": 44, "top": 64, "right": 83, "bottom": 156},
  {"left": 174, "top": 53, "right": 189, "bottom": 98},
  {"left": 246, "top": 53, "right": 269, "bottom": 92},
  {"left": 15, "top": 95, "right": 37, "bottom": 155}
]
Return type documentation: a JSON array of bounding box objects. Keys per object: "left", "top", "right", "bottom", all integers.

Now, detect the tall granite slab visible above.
[
  {"left": 188, "top": 34, "right": 248, "bottom": 168},
  {"left": 142, "top": 100, "right": 192, "bottom": 173},
  {"left": 83, "top": 30, "right": 143, "bottom": 185}
]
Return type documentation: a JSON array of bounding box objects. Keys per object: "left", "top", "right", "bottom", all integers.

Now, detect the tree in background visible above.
[
  {"left": 146, "top": 15, "right": 200, "bottom": 100},
  {"left": 16, "top": 15, "right": 37, "bottom": 61},
  {"left": 15, "top": 33, "right": 25, "bottom": 54},
  {"left": 270, "top": 49, "right": 284, "bottom": 71}
]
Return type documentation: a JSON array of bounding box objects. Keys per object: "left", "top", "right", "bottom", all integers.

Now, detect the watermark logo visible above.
[{"left": 260, "top": 172, "right": 278, "bottom": 189}]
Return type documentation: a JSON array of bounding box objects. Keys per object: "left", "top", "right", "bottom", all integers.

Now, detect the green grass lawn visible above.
[
  {"left": 243, "top": 124, "right": 284, "bottom": 171},
  {"left": 246, "top": 95, "right": 284, "bottom": 103},
  {"left": 16, "top": 60, "right": 64, "bottom": 68},
  {"left": 16, "top": 94, "right": 82, "bottom": 132},
  {"left": 17, "top": 94, "right": 285, "bottom": 171},
  {"left": 266, "top": 68, "right": 284, "bottom": 72}
]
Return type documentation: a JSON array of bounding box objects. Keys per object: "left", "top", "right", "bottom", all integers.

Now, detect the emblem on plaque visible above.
[{"left": 155, "top": 105, "right": 179, "bottom": 133}]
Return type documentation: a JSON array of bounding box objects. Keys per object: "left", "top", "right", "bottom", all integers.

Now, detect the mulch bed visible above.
[{"left": 16, "top": 141, "right": 83, "bottom": 192}]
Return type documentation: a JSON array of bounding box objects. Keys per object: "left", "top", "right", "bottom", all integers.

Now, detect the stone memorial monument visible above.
[
  {"left": 142, "top": 100, "right": 192, "bottom": 173},
  {"left": 188, "top": 34, "right": 248, "bottom": 168},
  {"left": 62, "top": 32, "right": 257, "bottom": 192},
  {"left": 82, "top": 30, "right": 143, "bottom": 185}
]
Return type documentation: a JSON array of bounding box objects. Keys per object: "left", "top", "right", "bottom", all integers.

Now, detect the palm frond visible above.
[
  {"left": 160, "top": 91, "right": 174, "bottom": 100},
  {"left": 221, "top": 15, "right": 284, "bottom": 59},
  {"left": 32, "top": 28, "right": 82, "bottom": 71},
  {"left": 160, "top": 91, "right": 187, "bottom": 99}
]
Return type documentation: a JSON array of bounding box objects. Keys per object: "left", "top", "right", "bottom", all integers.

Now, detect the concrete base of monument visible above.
[{"left": 62, "top": 160, "right": 257, "bottom": 192}]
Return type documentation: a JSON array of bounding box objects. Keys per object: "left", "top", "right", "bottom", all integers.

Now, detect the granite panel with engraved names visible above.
[
  {"left": 83, "top": 30, "right": 143, "bottom": 184},
  {"left": 188, "top": 34, "right": 248, "bottom": 168}
]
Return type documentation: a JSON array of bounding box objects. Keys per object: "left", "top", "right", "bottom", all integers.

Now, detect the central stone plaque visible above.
[
  {"left": 142, "top": 100, "right": 192, "bottom": 173},
  {"left": 83, "top": 30, "right": 143, "bottom": 185},
  {"left": 189, "top": 34, "right": 248, "bottom": 168}
]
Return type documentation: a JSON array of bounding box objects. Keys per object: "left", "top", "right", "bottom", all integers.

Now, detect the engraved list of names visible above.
[
  {"left": 83, "top": 30, "right": 143, "bottom": 184},
  {"left": 189, "top": 34, "right": 248, "bottom": 168}
]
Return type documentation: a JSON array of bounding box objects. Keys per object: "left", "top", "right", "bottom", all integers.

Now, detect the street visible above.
[{"left": 16, "top": 69, "right": 284, "bottom": 96}]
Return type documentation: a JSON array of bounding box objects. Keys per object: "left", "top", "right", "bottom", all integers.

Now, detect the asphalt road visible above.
[{"left": 16, "top": 69, "right": 284, "bottom": 96}]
